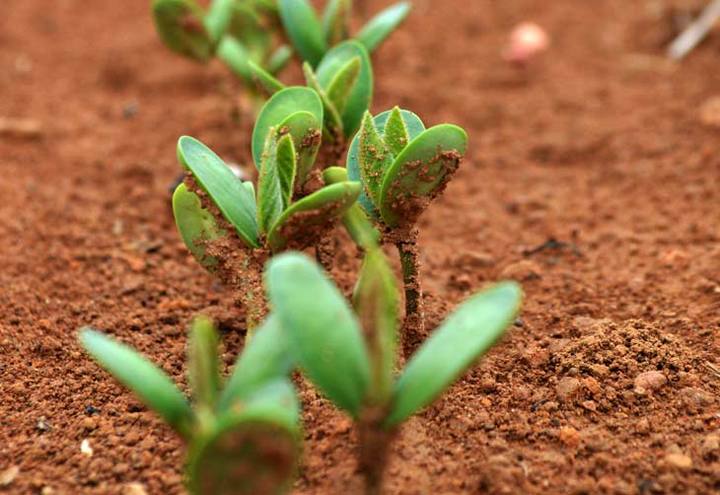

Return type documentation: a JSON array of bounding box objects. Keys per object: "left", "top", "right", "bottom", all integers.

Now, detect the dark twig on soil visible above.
[{"left": 522, "top": 237, "right": 582, "bottom": 257}]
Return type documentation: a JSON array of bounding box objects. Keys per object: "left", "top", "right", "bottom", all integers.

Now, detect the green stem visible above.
[{"left": 395, "top": 228, "right": 424, "bottom": 336}]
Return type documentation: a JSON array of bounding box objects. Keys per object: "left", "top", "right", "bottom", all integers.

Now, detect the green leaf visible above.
[
  {"left": 252, "top": 87, "right": 324, "bottom": 170},
  {"left": 326, "top": 57, "right": 361, "bottom": 117},
  {"left": 152, "top": 0, "right": 214, "bottom": 62},
  {"left": 188, "top": 380, "right": 299, "bottom": 495},
  {"left": 79, "top": 328, "right": 194, "bottom": 438},
  {"left": 177, "top": 137, "right": 259, "bottom": 247},
  {"left": 347, "top": 107, "right": 425, "bottom": 218},
  {"left": 353, "top": 249, "right": 399, "bottom": 406},
  {"left": 356, "top": 2, "right": 411, "bottom": 53},
  {"left": 204, "top": 0, "right": 235, "bottom": 43},
  {"left": 322, "top": 167, "right": 381, "bottom": 250},
  {"left": 378, "top": 124, "right": 468, "bottom": 227},
  {"left": 266, "top": 182, "right": 360, "bottom": 252},
  {"left": 172, "top": 183, "right": 225, "bottom": 272},
  {"left": 385, "top": 282, "right": 522, "bottom": 428},
  {"left": 316, "top": 41, "right": 373, "bottom": 138},
  {"left": 302, "top": 63, "right": 344, "bottom": 140},
  {"left": 257, "top": 131, "right": 286, "bottom": 235},
  {"left": 323, "top": 0, "right": 351, "bottom": 46},
  {"left": 357, "top": 111, "right": 393, "bottom": 208},
  {"left": 226, "top": 2, "right": 271, "bottom": 61},
  {"left": 267, "top": 45, "right": 293, "bottom": 74},
  {"left": 383, "top": 106, "right": 410, "bottom": 156},
  {"left": 277, "top": 111, "right": 322, "bottom": 187},
  {"left": 247, "top": 59, "right": 286, "bottom": 95},
  {"left": 278, "top": 0, "right": 327, "bottom": 67},
  {"left": 216, "top": 36, "right": 253, "bottom": 82},
  {"left": 266, "top": 253, "right": 371, "bottom": 416},
  {"left": 188, "top": 316, "right": 220, "bottom": 411},
  {"left": 218, "top": 315, "right": 295, "bottom": 411},
  {"left": 276, "top": 134, "right": 296, "bottom": 208}
]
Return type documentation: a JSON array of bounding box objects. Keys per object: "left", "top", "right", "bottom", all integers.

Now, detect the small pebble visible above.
[
  {"left": 556, "top": 377, "right": 581, "bottom": 402},
  {"left": 634, "top": 371, "right": 667, "bottom": 394},
  {"left": 500, "top": 260, "right": 542, "bottom": 281},
  {"left": 559, "top": 426, "right": 581, "bottom": 447},
  {"left": 663, "top": 452, "right": 693, "bottom": 470},
  {"left": 0, "top": 466, "right": 19, "bottom": 486},
  {"left": 699, "top": 96, "right": 720, "bottom": 127},
  {"left": 122, "top": 482, "right": 148, "bottom": 495},
  {"left": 0, "top": 117, "right": 43, "bottom": 139},
  {"left": 80, "top": 438, "right": 93, "bottom": 456}
]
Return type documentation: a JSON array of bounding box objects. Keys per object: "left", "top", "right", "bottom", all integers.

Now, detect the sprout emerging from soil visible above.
[
  {"left": 152, "top": 0, "right": 291, "bottom": 87},
  {"left": 172, "top": 87, "right": 360, "bottom": 333},
  {"left": 277, "top": 0, "right": 411, "bottom": 67},
  {"left": 346, "top": 107, "right": 468, "bottom": 336},
  {"left": 266, "top": 250, "right": 522, "bottom": 494},
  {"left": 79, "top": 316, "right": 300, "bottom": 495}
]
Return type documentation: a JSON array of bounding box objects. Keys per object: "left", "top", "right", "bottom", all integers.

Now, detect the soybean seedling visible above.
[
  {"left": 152, "top": 0, "right": 292, "bottom": 88},
  {"left": 347, "top": 107, "right": 468, "bottom": 335},
  {"left": 172, "top": 87, "right": 360, "bottom": 332},
  {"left": 79, "top": 316, "right": 299, "bottom": 495},
  {"left": 266, "top": 251, "right": 522, "bottom": 494},
  {"left": 277, "top": 0, "right": 411, "bottom": 67}
]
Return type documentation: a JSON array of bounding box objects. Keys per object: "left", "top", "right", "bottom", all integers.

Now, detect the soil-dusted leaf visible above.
[
  {"left": 385, "top": 282, "right": 522, "bottom": 428},
  {"left": 204, "top": 0, "right": 235, "bottom": 43},
  {"left": 247, "top": 59, "right": 286, "bottom": 94},
  {"left": 252, "top": 87, "right": 324, "bottom": 170},
  {"left": 177, "top": 136, "right": 259, "bottom": 248},
  {"left": 188, "top": 380, "right": 299, "bottom": 495},
  {"left": 302, "top": 63, "right": 344, "bottom": 140},
  {"left": 316, "top": 41, "right": 373, "bottom": 138},
  {"left": 172, "top": 183, "right": 225, "bottom": 272},
  {"left": 378, "top": 124, "right": 468, "bottom": 227},
  {"left": 79, "top": 328, "right": 194, "bottom": 438},
  {"left": 266, "top": 182, "right": 360, "bottom": 252},
  {"left": 188, "top": 315, "right": 220, "bottom": 411},
  {"left": 326, "top": 57, "right": 361, "bottom": 117},
  {"left": 257, "top": 132, "right": 286, "bottom": 235},
  {"left": 226, "top": 2, "right": 271, "bottom": 61},
  {"left": 356, "top": 1, "right": 411, "bottom": 53},
  {"left": 322, "top": 0, "right": 351, "bottom": 46},
  {"left": 322, "top": 167, "right": 380, "bottom": 249},
  {"left": 267, "top": 45, "right": 293, "bottom": 74},
  {"left": 278, "top": 0, "right": 327, "bottom": 67},
  {"left": 347, "top": 108, "right": 425, "bottom": 218},
  {"left": 267, "top": 253, "right": 371, "bottom": 416},
  {"left": 357, "top": 112, "right": 393, "bottom": 207},
  {"left": 277, "top": 111, "right": 322, "bottom": 187},
  {"left": 217, "top": 36, "right": 253, "bottom": 82},
  {"left": 353, "top": 248, "right": 399, "bottom": 405},
  {"left": 218, "top": 316, "right": 295, "bottom": 411},
  {"left": 383, "top": 106, "right": 410, "bottom": 156},
  {"left": 152, "top": 0, "right": 214, "bottom": 62}
]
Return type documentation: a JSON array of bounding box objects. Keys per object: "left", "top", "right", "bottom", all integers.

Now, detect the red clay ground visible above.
[{"left": 2, "top": 0, "right": 720, "bottom": 493}]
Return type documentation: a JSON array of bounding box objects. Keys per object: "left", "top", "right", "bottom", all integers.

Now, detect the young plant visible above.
[
  {"left": 277, "top": 0, "right": 411, "bottom": 67},
  {"left": 249, "top": 39, "right": 374, "bottom": 144},
  {"left": 79, "top": 316, "right": 300, "bottom": 495},
  {"left": 173, "top": 87, "right": 360, "bottom": 332},
  {"left": 265, "top": 251, "right": 522, "bottom": 494},
  {"left": 152, "top": 0, "right": 292, "bottom": 87},
  {"left": 347, "top": 107, "right": 468, "bottom": 335}
]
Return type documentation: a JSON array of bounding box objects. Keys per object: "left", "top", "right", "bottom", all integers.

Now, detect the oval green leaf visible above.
[
  {"left": 177, "top": 136, "right": 259, "bottom": 248},
  {"left": 266, "top": 253, "right": 370, "bottom": 416},
  {"left": 356, "top": 2, "right": 411, "bottom": 53},
  {"left": 278, "top": 0, "right": 327, "bottom": 67},
  {"left": 172, "top": 183, "right": 225, "bottom": 272},
  {"left": 79, "top": 328, "right": 194, "bottom": 438},
  {"left": 378, "top": 124, "right": 467, "bottom": 227},
  {"left": 385, "top": 282, "right": 522, "bottom": 428},
  {"left": 152, "top": 0, "right": 214, "bottom": 62},
  {"left": 277, "top": 111, "right": 322, "bottom": 187}
]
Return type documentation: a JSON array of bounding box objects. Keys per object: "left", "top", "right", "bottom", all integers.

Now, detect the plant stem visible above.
[
  {"left": 235, "top": 251, "right": 268, "bottom": 341},
  {"left": 358, "top": 410, "right": 394, "bottom": 495},
  {"left": 394, "top": 227, "right": 425, "bottom": 337}
]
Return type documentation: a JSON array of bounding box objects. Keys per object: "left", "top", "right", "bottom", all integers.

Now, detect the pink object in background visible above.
[{"left": 503, "top": 22, "right": 549, "bottom": 65}]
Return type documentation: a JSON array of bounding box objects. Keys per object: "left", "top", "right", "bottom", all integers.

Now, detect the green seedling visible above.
[
  {"left": 152, "top": 0, "right": 291, "bottom": 87},
  {"left": 79, "top": 316, "right": 300, "bottom": 495},
  {"left": 173, "top": 87, "right": 360, "bottom": 331},
  {"left": 249, "top": 39, "right": 373, "bottom": 143},
  {"left": 278, "top": 0, "right": 411, "bottom": 67},
  {"left": 266, "top": 251, "right": 522, "bottom": 494},
  {"left": 347, "top": 107, "right": 468, "bottom": 335}
]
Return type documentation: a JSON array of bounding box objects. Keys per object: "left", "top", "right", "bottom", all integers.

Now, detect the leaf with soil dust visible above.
[
  {"left": 276, "top": 110, "right": 321, "bottom": 187},
  {"left": 172, "top": 183, "right": 225, "bottom": 272},
  {"left": 152, "top": 0, "right": 214, "bottom": 62}
]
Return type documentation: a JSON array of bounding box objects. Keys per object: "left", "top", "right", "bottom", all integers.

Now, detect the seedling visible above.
[
  {"left": 277, "top": 0, "right": 411, "bottom": 67},
  {"left": 347, "top": 107, "right": 468, "bottom": 335},
  {"left": 152, "top": 0, "right": 292, "bottom": 86},
  {"left": 266, "top": 251, "right": 522, "bottom": 493},
  {"left": 172, "top": 86, "right": 360, "bottom": 331},
  {"left": 79, "top": 316, "right": 300, "bottom": 495},
  {"left": 249, "top": 39, "right": 374, "bottom": 143}
]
